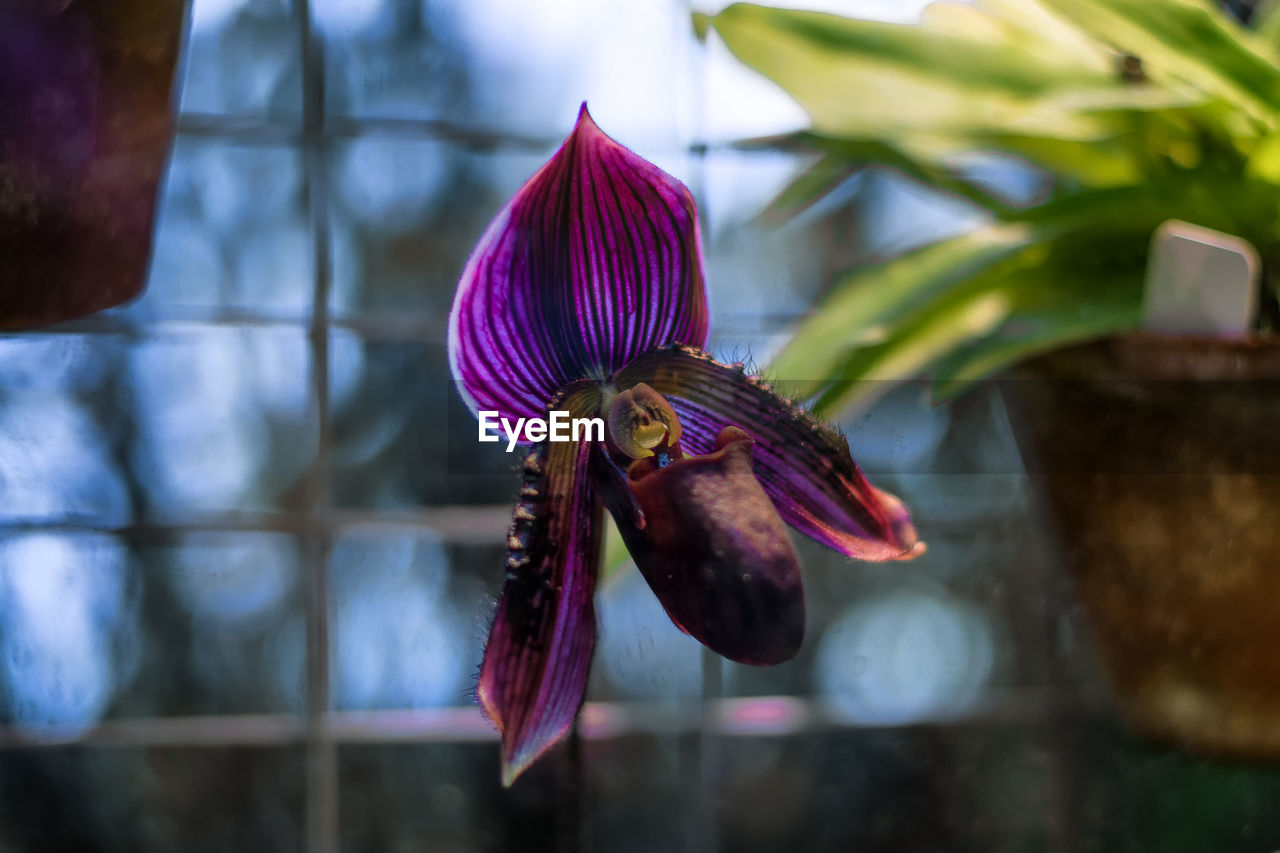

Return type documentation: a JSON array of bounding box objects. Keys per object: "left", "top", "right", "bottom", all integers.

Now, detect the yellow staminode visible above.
[{"left": 605, "top": 382, "right": 683, "bottom": 459}]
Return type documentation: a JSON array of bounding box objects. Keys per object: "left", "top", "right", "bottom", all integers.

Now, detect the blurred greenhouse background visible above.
[{"left": 4, "top": 0, "right": 1280, "bottom": 851}]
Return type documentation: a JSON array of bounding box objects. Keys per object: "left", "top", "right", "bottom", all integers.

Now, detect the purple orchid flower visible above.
[{"left": 449, "top": 105, "right": 925, "bottom": 785}]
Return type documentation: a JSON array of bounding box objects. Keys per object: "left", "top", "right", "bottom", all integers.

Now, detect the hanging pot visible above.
[
  {"left": 0, "top": 0, "right": 188, "bottom": 328},
  {"left": 1007, "top": 334, "right": 1280, "bottom": 757}
]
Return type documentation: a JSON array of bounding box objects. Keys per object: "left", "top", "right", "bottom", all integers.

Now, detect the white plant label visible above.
[{"left": 1143, "top": 220, "right": 1259, "bottom": 338}]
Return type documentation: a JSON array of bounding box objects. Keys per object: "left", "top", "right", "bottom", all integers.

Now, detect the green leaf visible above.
[
  {"left": 706, "top": 2, "right": 1130, "bottom": 141},
  {"left": 811, "top": 257, "right": 1144, "bottom": 413},
  {"left": 1245, "top": 132, "right": 1280, "bottom": 185},
  {"left": 968, "top": 130, "right": 1142, "bottom": 187},
  {"left": 767, "top": 127, "right": 1146, "bottom": 222},
  {"left": 811, "top": 285, "right": 1015, "bottom": 414},
  {"left": 796, "top": 133, "right": 1018, "bottom": 215},
  {"left": 930, "top": 271, "right": 1143, "bottom": 399},
  {"left": 1257, "top": 0, "right": 1280, "bottom": 48},
  {"left": 766, "top": 222, "right": 1040, "bottom": 400},
  {"left": 760, "top": 152, "right": 860, "bottom": 223},
  {"left": 706, "top": 1, "right": 1225, "bottom": 200},
  {"left": 773, "top": 174, "right": 1263, "bottom": 415},
  {"left": 1037, "top": 0, "right": 1280, "bottom": 126},
  {"left": 691, "top": 10, "right": 712, "bottom": 43}
]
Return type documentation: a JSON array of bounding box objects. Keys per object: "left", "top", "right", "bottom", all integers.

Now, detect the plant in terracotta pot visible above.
[
  {"left": 699, "top": 0, "right": 1280, "bottom": 755},
  {"left": 1, "top": 0, "right": 188, "bottom": 329}
]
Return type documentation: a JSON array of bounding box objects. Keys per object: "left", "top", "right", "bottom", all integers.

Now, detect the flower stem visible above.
[{"left": 558, "top": 718, "right": 584, "bottom": 853}]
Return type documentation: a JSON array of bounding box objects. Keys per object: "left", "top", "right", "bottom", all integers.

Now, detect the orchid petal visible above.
[
  {"left": 597, "top": 427, "right": 805, "bottom": 665},
  {"left": 477, "top": 387, "right": 603, "bottom": 786},
  {"left": 449, "top": 105, "right": 709, "bottom": 422},
  {"left": 616, "top": 346, "right": 924, "bottom": 562}
]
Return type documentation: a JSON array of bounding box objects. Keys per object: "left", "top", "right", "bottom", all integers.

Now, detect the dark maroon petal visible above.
[
  {"left": 449, "top": 104, "right": 709, "bottom": 421},
  {"left": 616, "top": 346, "right": 925, "bottom": 562},
  {"left": 597, "top": 427, "right": 804, "bottom": 665},
  {"left": 477, "top": 388, "right": 603, "bottom": 786}
]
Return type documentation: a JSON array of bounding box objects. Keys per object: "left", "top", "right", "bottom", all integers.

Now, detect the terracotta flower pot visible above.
[
  {"left": 0, "top": 0, "right": 187, "bottom": 329},
  {"left": 1007, "top": 335, "right": 1280, "bottom": 757}
]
